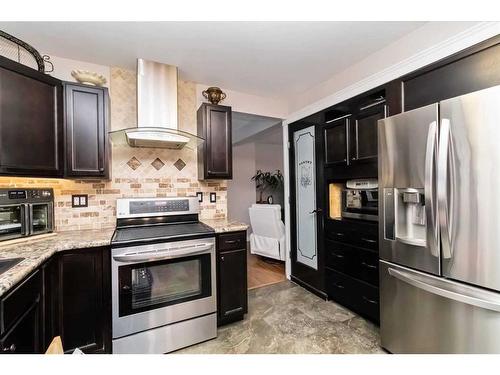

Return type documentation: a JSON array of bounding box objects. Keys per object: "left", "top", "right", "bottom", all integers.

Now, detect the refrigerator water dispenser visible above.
[{"left": 395, "top": 188, "right": 426, "bottom": 247}]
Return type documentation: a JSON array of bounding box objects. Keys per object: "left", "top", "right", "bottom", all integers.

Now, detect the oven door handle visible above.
[{"left": 112, "top": 243, "right": 213, "bottom": 263}]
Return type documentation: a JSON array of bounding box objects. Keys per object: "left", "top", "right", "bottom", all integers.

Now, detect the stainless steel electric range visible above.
[{"left": 111, "top": 197, "right": 216, "bottom": 354}]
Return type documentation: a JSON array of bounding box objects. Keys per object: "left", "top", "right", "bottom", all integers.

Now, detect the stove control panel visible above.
[{"left": 116, "top": 197, "right": 199, "bottom": 218}]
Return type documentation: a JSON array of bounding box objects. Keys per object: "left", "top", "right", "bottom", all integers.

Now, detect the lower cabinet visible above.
[
  {"left": 0, "top": 271, "right": 42, "bottom": 354},
  {"left": 0, "top": 246, "right": 111, "bottom": 354},
  {"left": 216, "top": 231, "right": 248, "bottom": 326},
  {"left": 324, "top": 219, "right": 380, "bottom": 323},
  {"left": 56, "top": 247, "right": 111, "bottom": 353}
]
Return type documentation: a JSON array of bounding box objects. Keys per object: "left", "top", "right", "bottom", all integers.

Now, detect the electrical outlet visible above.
[{"left": 72, "top": 194, "right": 89, "bottom": 208}]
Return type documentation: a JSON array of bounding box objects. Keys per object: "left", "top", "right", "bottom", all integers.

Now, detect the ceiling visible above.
[{"left": 0, "top": 22, "right": 425, "bottom": 99}]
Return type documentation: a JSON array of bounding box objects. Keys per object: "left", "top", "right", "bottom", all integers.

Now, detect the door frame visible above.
[{"left": 286, "top": 120, "right": 327, "bottom": 297}]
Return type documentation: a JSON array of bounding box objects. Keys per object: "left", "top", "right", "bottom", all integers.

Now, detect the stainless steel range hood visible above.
[{"left": 110, "top": 59, "right": 203, "bottom": 149}]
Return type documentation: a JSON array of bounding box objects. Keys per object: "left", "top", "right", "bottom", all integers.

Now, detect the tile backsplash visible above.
[{"left": 0, "top": 67, "right": 227, "bottom": 231}]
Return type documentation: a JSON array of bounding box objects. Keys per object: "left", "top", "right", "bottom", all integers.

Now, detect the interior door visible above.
[
  {"left": 439, "top": 85, "right": 500, "bottom": 292},
  {"left": 290, "top": 124, "right": 325, "bottom": 294}
]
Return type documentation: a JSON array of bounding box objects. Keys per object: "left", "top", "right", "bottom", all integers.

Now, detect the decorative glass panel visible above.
[{"left": 294, "top": 126, "right": 317, "bottom": 270}]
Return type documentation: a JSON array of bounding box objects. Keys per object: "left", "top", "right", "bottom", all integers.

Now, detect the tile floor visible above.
[{"left": 177, "top": 281, "right": 385, "bottom": 354}]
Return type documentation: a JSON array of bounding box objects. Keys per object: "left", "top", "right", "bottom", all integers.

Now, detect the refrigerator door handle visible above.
[
  {"left": 388, "top": 267, "right": 500, "bottom": 312},
  {"left": 437, "top": 118, "right": 453, "bottom": 259},
  {"left": 424, "top": 120, "right": 439, "bottom": 257}
]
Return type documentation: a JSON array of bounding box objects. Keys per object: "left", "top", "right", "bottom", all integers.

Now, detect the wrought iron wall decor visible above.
[{"left": 0, "top": 30, "right": 53, "bottom": 73}]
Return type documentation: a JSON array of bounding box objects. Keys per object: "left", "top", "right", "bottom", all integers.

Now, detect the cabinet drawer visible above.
[
  {"left": 325, "top": 240, "right": 379, "bottom": 286},
  {"left": 326, "top": 268, "right": 379, "bottom": 323},
  {"left": 217, "top": 231, "right": 246, "bottom": 251},
  {"left": 325, "top": 219, "right": 378, "bottom": 252},
  {"left": 325, "top": 221, "right": 352, "bottom": 243},
  {"left": 1, "top": 270, "right": 41, "bottom": 334}
]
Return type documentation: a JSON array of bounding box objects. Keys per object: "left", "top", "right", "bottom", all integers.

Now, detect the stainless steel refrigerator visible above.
[{"left": 378, "top": 84, "right": 500, "bottom": 354}]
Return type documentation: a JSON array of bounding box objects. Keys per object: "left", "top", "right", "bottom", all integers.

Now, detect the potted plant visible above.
[{"left": 251, "top": 169, "right": 284, "bottom": 203}]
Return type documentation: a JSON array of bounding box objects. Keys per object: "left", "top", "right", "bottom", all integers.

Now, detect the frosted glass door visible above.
[{"left": 294, "top": 126, "right": 317, "bottom": 270}]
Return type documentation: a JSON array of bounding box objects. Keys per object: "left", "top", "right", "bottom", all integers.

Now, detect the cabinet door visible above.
[
  {"left": 324, "top": 117, "right": 349, "bottom": 166},
  {"left": 0, "top": 302, "right": 40, "bottom": 354},
  {"left": 57, "top": 247, "right": 110, "bottom": 353},
  {"left": 218, "top": 249, "right": 247, "bottom": 324},
  {"left": 64, "top": 83, "right": 108, "bottom": 177},
  {"left": 350, "top": 104, "right": 386, "bottom": 163},
  {"left": 198, "top": 104, "right": 232, "bottom": 179},
  {"left": 0, "top": 58, "right": 63, "bottom": 176}
]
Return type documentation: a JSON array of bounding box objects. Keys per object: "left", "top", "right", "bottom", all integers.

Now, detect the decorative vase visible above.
[{"left": 202, "top": 87, "right": 227, "bottom": 104}]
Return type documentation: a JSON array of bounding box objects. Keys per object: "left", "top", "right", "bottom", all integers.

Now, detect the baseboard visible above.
[{"left": 290, "top": 275, "right": 328, "bottom": 300}]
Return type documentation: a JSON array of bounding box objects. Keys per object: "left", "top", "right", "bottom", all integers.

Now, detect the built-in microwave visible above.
[
  {"left": 341, "top": 179, "right": 378, "bottom": 221},
  {"left": 0, "top": 188, "right": 54, "bottom": 242}
]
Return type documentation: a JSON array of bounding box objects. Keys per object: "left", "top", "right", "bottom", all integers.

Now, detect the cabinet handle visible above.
[
  {"left": 361, "top": 261, "right": 377, "bottom": 270},
  {"left": 122, "top": 285, "right": 131, "bottom": 291},
  {"left": 361, "top": 238, "right": 377, "bottom": 243},
  {"left": 332, "top": 252, "right": 344, "bottom": 259},
  {"left": 362, "top": 296, "right": 378, "bottom": 305},
  {"left": 221, "top": 256, "right": 225, "bottom": 262},
  {"left": 334, "top": 232, "right": 345, "bottom": 237},
  {"left": 2, "top": 344, "right": 16, "bottom": 353},
  {"left": 225, "top": 240, "right": 238, "bottom": 244},
  {"left": 224, "top": 307, "right": 244, "bottom": 316},
  {"left": 334, "top": 282, "right": 345, "bottom": 289}
]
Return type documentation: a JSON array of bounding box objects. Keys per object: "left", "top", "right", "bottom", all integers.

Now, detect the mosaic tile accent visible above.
[
  {"left": 151, "top": 158, "right": 165, "bottom": 170},
  {"left": 0, "top": 73, "right": 228, "bottom": 232},
  {"left": 126, "top": 156, "right": 141, "bottom": 170},
  {"left": 174, "top": 158, "right": 186, "bottom": 171}
]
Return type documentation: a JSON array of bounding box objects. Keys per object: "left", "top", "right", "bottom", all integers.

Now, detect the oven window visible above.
[
  {"left": 0, "top": 205, "right": 23, "bottom": 238},
  {"left": 32, "top": 204, "right": 51, "bottom": 234},
  {"left": 118, "top": 254, "right": 212, "bottom": 317}
]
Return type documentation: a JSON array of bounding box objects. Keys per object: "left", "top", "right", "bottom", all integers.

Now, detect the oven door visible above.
[
  {"left": 112, "top": 238, "right": 216, "bottom": 339},
  {"left": 29, "top": 203, "right": 54, "bottom": 235},
  {"left": 0, "top": 204, "right": 28, "bottom": 241}
]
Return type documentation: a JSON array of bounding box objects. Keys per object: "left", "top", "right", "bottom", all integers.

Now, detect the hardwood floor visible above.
[{"left": 247, "top": 244, "right": 285, "bottom": 290}]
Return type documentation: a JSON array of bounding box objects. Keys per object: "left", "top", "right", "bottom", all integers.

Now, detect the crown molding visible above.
[{"left": 283, "top": 22, "right": 500, "bottom": 126}]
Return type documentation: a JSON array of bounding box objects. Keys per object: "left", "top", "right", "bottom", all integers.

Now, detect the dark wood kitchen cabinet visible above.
[
  {"left": 349, "top": 98, "right": 386, "bottom": 164},
  {"left": 197, "top": 103, "right": 232, "bottom": 180},
  {"left": 216, "top": 231, "right": 247, "bottom": 326},
  {"left": 64, "top": 83, "right": 109, "bottom": 178},
  {"left": 0, "top": 270, "right": 42, "bottom": 354},
  {"left": 56, "top": 246, "right": 111, "bottom": 354},
  {"left": 0, "top": 56, "right": 64, "bottom": 177},
  {"left": 324, "top": 219, "right": 380, "bottom": 323}
]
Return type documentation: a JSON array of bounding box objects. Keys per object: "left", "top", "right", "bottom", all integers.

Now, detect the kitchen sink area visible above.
[{"left": 0, "top": 257, "right": 24, "bottom": 276}]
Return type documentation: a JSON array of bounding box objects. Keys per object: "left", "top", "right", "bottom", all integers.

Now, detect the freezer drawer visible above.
[{"left": 380, "top": 260, "right": 500, "bottom": 353}]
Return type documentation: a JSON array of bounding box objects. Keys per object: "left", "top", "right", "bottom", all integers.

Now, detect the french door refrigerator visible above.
[{"left": 378, "top": 84, "right": 500, "bottom": 354}]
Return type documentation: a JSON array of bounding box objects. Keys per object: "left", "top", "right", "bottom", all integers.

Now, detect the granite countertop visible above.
[
  {"left": 0, "top": 229, "right": 115, "bottom": 298},
  {"left": 0, "top": 218, "right": 248, "bottom": 298},
  {"left": 201, "top": 219, "right": 249, "bottom": 233}
]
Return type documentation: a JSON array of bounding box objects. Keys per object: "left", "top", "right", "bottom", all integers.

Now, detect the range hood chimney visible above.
[{"left": 109, "top": 58, "right": 202, "bottom": 149}]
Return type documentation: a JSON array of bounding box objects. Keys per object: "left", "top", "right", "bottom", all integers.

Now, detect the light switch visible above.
[{"left": 73, "top": 196, "right": 80, "bottom": 206}]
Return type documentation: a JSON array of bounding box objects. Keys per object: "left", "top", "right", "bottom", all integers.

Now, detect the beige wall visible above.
[{"left": 0, "top": 67, "right": 227, "bottom": 232}]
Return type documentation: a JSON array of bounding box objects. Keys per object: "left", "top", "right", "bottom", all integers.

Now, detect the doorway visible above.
[{"left": 227, "top": 112, "right": 286, "bottom": 290}]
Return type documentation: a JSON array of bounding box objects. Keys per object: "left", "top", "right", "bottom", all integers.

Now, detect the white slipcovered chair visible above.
[{"left": 248, "top": 204, "right": 286, "bottom": 261}]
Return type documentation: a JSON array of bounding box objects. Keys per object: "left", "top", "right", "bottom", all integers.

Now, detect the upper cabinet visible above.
[
  {"left": 0, "top": 56, "right": 63, "bottom": 177},
  {"left": 323, "top": 90, "right": 387, "bottom": 176},
  {"left": 197, "top": 103, "right": 232, "bottom": 180},
  {"left": 64, "top": 83, "right": 109, "bottom": 178},
  {"left": 349, "top": 97, "right": 386, "bottom": 164}
]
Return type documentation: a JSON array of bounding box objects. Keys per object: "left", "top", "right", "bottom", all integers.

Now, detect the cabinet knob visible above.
[
  {"left": 221, "top": 256, "right": 225, "bottom": 262},
  {"left": 122, "top": 285, "right": 131, "bottom": 291},
  {"left": 2, "top": 344, "right": 16, "bottom": 353}
]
